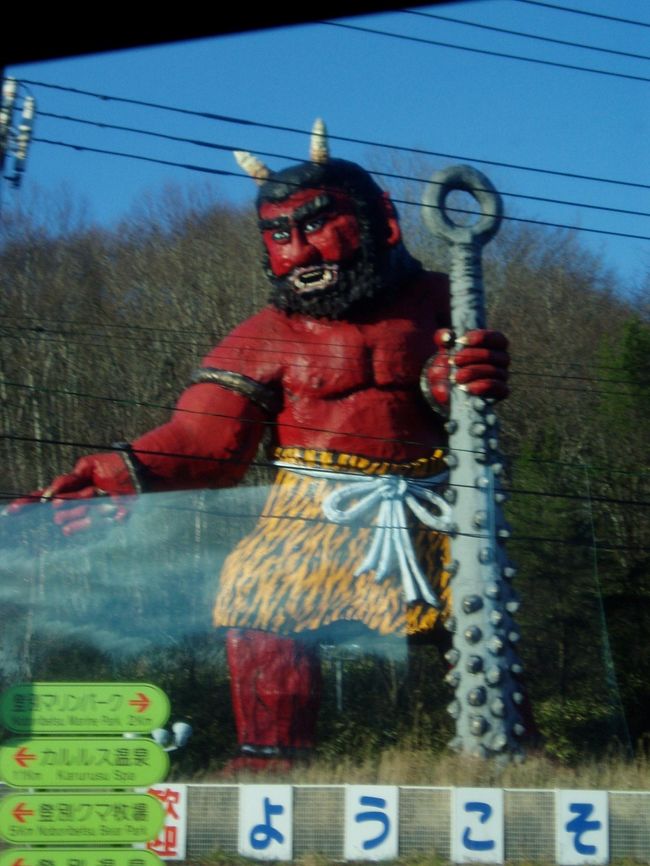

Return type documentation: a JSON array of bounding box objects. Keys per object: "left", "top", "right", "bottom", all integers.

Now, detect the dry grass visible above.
[
  {"left": 201, "top": 746, "right": 650, "bottom": 790},
  {"left": 195, "top": 856, "right": 450, "bottom": 866}
]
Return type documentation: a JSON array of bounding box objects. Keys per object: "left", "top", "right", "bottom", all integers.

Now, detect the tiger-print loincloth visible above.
[{"left": 212, "top": 447, "right": 452, "bottom": 637}]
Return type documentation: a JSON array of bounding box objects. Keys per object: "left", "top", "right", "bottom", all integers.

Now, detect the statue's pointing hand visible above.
[{"left": 4, "top": 452, "right": 136, "bottom": 535}]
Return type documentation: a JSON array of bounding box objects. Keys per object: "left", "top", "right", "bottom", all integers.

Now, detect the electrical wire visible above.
[
  {"left": 32, "top": 135, "right": 234, "bottom": 179},
  {"left": 2, "top": 313, "right": 647, "bottom": 379},
  {"left": 513, "top": 0, "right": 650, "bottom": 29},
  {"left": 402, "top": 8, "right": 650, "bottom": 62},
  {"left": 2, "top": 405, "right": 650, "bottom": 481},
  {"left": 2, "top": 326, "right": 649, "bottom": 394},
  {"left": 1, "top": 481, "right": 648, "bottom": 555},
  {"left": 4, "top": 316, "right": 649, "bottom": 388},
  {"left": 320, "top": 19, "right": 650, "bottom": 86},
  {"left": 25, "top": 137, "right": 650, "bottom": 244},
  {"left": 2, "top": 478, "right": 650, "bottom": 555},
  {"left": 34, "top": 110, "right": 650, "bottom": 222},
  {"left": 1, "top": 379, "right": 433, "bottom": 450},
  {"left": 18, "top": 78, "right": 650, "bottom": 193}
]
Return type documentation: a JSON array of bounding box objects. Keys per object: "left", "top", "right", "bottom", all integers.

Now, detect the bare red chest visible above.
[{"left": 281, "top": 313, "right": 434, "bottom": 400}]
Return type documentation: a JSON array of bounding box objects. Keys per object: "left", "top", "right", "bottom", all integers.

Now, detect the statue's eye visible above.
[
  {"left": 271, "top": 229, "right": 290, "bottom": 243},
  {"left": 303, "top": 216, "right": 326, "bottom": 234}
]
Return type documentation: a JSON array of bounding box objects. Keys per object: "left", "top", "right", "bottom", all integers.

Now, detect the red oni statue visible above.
[{"left": 9, "top": 121, "right": 509, "bottom": 770}]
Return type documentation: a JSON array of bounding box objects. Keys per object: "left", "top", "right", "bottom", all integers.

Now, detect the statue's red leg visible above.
[{"left": 225, "top": 628, "right": 322, "bottom": 771}]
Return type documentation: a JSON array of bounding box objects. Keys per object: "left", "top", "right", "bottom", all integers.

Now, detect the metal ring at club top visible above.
[{"left": 422, "top": 164, "right": 503, "bottom": 246}]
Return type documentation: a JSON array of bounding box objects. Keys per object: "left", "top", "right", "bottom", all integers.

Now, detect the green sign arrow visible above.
[
  {"left": 0, "top": 738, "right": 169, "bottom": 788},
  {"left": 0, "top": 850, "right": 164, "bottom": 866},
  {"left": 0, "top": 793, "right": 165, "bottom": 844},
  {"left": 0, "top": 684, "right": 169, "bottom": 734}
]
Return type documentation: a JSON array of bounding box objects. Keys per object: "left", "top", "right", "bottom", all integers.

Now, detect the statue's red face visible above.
[{"left": 259, "top": 188, "right": 362, "bottom": 294}]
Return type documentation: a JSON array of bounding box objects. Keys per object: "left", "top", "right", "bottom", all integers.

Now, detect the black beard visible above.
[
  {"left": 267, "top": 247, "right": 395, "bottom": 320},
  {"left": 267, "top": 230, "right": 425, "bottom": 321}
]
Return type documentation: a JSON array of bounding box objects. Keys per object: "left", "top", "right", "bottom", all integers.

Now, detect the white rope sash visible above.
[{"left": 275, "top": 462, "right": 453, "bottom": 607}]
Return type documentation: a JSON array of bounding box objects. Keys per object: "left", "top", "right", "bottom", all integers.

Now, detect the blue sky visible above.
[{"left": 5, "top": 0, "right": 650, "bottom": 293}]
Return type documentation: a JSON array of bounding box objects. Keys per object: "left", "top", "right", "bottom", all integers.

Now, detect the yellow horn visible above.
[
  {"left": 234, "top": 150, "right": 270, "bottom": 185},
  {"left": 310, "top": 118, "right": 329, "bottom": 164}
]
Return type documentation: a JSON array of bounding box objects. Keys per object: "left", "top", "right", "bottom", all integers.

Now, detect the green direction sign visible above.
[
  {"left": 0, "top": 684, "right": 169, "bottom": 734},
  {"left": 0, "top": 738, "right": 169, "bottom": 788},
  {"left": 0, "top": 793, "right": 165, "bottom": 844},
  {"left": 0, "top": 850, "right": 164, "bottom": 866}
]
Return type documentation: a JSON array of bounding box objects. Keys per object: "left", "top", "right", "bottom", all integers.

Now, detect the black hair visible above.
[{"left": 257, "top": 158, "right": 393, "bottom": 246}]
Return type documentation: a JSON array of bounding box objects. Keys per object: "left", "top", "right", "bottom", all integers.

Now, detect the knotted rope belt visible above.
[{"left": 275, "top": 462, "right": 452, "bottom": 608}]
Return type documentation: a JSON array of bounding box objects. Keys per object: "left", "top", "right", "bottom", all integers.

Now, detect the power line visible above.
[
  {"left": 19, "top": 78, "right": 650, "bottom": 193},
  {"left": 513, "top": 0, "right": 650, "bottom": 29},
  {"left": 0, "top": 324, "right": 621, "bottom": 386},
  {"left": 2, "top": 388, "right": 650, "bottom": 479},
  {"left": 1, "top": 467, "right": 649, "bottom": 529},
  {"left": 403, "top": 8, "right": 650, "bottom": 63},
  {"left": 32, "top": 136, "right": 234, "bottom": 179},
  {"left": 320, "top": 19, "right": 650, "bottom": 86},
  {"left": 35, "top": 110, "right": 650, "bottom": 221},
  {"left": 27, "top": 137, "right": 650, "bottom": 244},
  {"left": 3, "top": 312, "right": 647, "bottom": 380},
  {"left": 3, "top": 314, "right": 648, "bottom": 383},
  {"left": 37, "top": 109, "right": 238, "bottom": 154},
  {"left": 2, "top": 328, "right": 649, "bottom": 393},
  {"left": 0, "top": 379, "right": 432, "bottom": 450},
  {"left": 1, "top": 480, "right": 649, "bottom": 554}
]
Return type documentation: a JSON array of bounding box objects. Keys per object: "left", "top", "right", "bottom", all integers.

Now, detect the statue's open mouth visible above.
[{"left": 290, "top": 264, "right": 339, "bottom": 294}]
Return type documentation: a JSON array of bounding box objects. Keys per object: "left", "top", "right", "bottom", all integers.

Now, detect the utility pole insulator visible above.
[
  {"left": 0, "top": 77, "right": 18, "bottom": 176},
  {"left": 0, "top": 77, "right": 36, "bottom": 190},
  {"left": 11, "top": 95, "right": 36, "bottom": 188}
]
